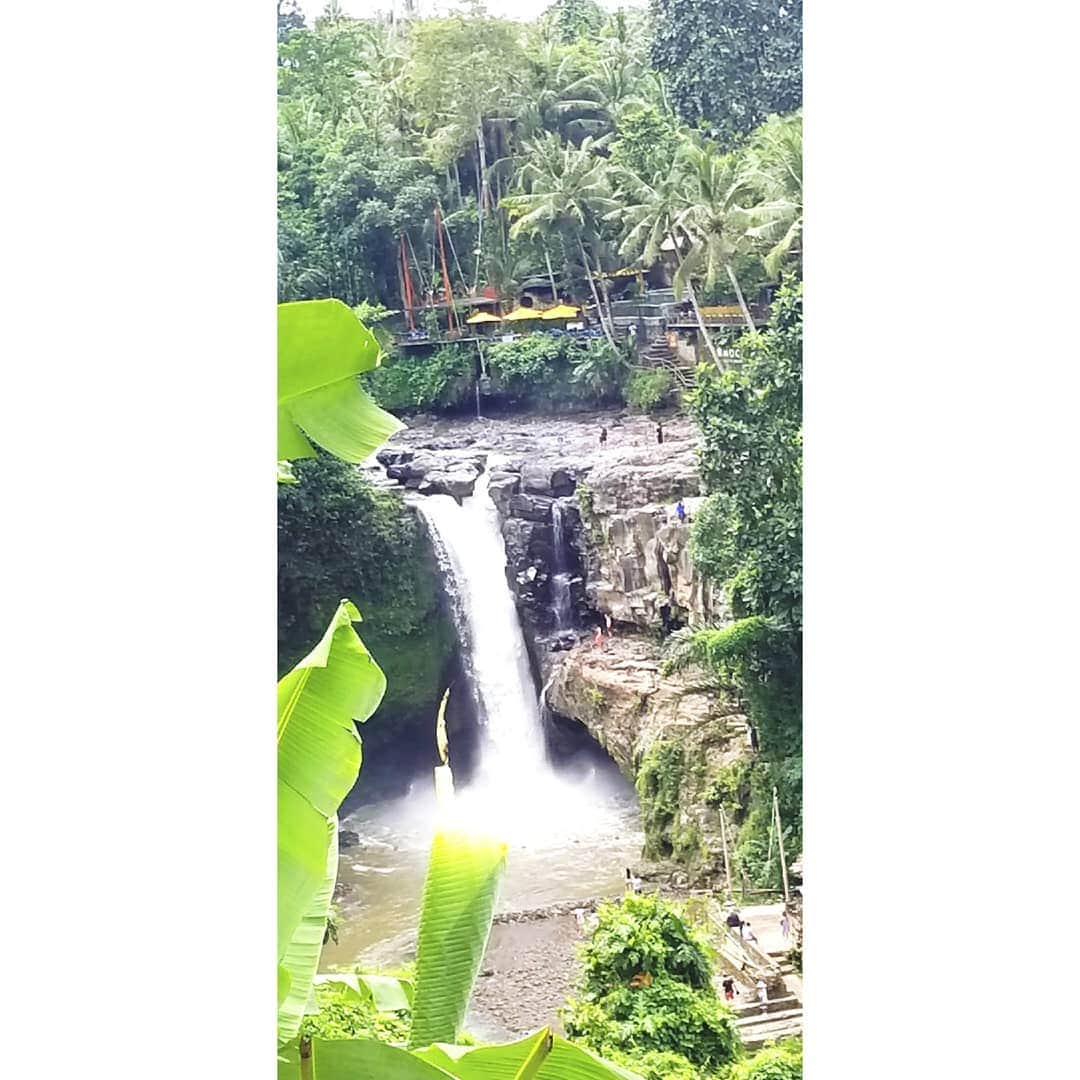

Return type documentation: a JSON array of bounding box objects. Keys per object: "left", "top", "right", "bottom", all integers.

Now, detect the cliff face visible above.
[
  {"left": 369, "top": 411, "right": 743, "bottom": 877},
  {"left": 546, "top": 633, "right": 752, "bottom": 880}
]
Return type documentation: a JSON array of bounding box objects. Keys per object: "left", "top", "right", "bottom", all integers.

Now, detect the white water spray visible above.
[{"left": 414, "top": 470, "right": 547, "bottom": 784}]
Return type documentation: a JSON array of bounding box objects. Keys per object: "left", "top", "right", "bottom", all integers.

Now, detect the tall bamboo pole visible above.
[
  {"left": 773, "top": 786, "right": 790, "bottom": 903},
  {"left": 718, "top": 805, "right": 734, "bottom": 901}
]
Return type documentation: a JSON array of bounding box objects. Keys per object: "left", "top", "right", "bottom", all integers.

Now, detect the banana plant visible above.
[
  {"left": 278, "top": 688, "right": 642, "bottom": 1077},
  {"left": 300, "top": 1028, "right": 642, "bottom": 1078},
  {"left": 278, "top": 600, "right": 386, "bottom": 1044},
  {"left": 277, "top": 298, "right": 403, "bottom": 476}
]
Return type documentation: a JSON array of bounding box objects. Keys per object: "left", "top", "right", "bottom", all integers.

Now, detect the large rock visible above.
[
  {"left": 419, "top": 468, "right": 479, "bottom": 500},
  {"left": 545, "top": 633, "right": 752, "bottom": 881}
]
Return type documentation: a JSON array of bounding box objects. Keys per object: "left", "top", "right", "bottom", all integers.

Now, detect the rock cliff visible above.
[{"left": 546, "top": 633, "right": 752, "bottom": 881}]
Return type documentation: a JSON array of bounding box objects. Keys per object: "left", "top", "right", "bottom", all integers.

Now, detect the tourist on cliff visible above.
[
  {"left": 676, "top": 499, "right": 686, "bottom": 523},
  {"left": 743, "top": 921, "right": 758, "bottom": 944},
  {"left": 721, "top": 974, "right": 736, "bottom": 1001},
  {"left": 599, "top": 425, "right": 608, "bottom": 447},
  {"left": 726, "top": 908, "right": 743, "bottom": 933},
  {"left": 656, "top": 422, "right": 664, "bottom": 444},
  {"left": 592, "top": 625, "right": 604, "bottom": 649},
  {"left": 604, "top": 613, "right": 613, "bottom": 635},
  {"left": 781, "top": 910, "right": 791, "bottom": 939}
]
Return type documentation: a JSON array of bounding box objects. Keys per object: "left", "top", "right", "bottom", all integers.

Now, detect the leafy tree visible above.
[
  {"left": 743, "top": 110, "right": 803, "bottom": 278},
  {"left": 504, "top": 134, "right": 619, "bottom": 345},
  {"left": 277, "top": 0, "right": 306, "bottom": 49},
  {"left": 543, "top": 0, "right": 606, "bottom": 44},
  {"left": 609, "top": 104, "right": 682, "bottom": 179},
  {"left": 676, "top": 276, "right": 803, "bottom": 878},
  {"left": 650, "top": 0, "right": 802, "bottom": 145}
]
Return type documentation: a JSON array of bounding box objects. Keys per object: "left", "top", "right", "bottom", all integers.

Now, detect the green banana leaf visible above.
[
  {"left": 407, "top": 816, "right": 508, "bottom": 1048},
  {"left": 278, "top": 299, "right": 403, "bottom": 462},
  {"left": 278, "top": 600, "right": 385, "bottom": 1043},
  {"left": 414, "top": 1031, "right": 643, "bottom": 1079},
  {"left": 278, "top": 819, "right": 340, "bottom": 1044},
  {"left": 310, "top": 1038, "right": 456, "bottom": 1079},
  {"left": 277, "top": 1041, "right": 302, "bottom": 1080},
  {"left": 314, "top": 972, "right": 414, "bottom": 1013}
]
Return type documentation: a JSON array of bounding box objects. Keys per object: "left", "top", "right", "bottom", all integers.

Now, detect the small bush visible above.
[
  {"left": 577, "top": 893, "right": 713, "bottom": 994},
  {"left": 363, "top": 344, "right": 474, "bottom": 412},
  {"left": 625, "top": 368, "right": 673, "bottom": 411},
  {"left": 564, "top": 976, "right": 738, "bottom": 1070},
  {"left": 727, "top": 1039, "right": 803, "bottom": 1080},
  {"left": 298, "top": 981, "right": 410, "bottom": 1044}
]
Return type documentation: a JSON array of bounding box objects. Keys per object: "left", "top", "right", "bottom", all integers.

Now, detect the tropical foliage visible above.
[
  {"left": 650, "top": 1, "right": 803, "bottom": 146},
  {"left": 278, "top": 453, "right": 456, "bottom": 782},
  {"left": 564, "top": 894, "right": 740, "bottom": 1074},
  {"left": 672, "top": 275, "right": 803, "bottom": 883},
  {"left": 278, "top": 4, "right": 803, "bottom": 342}
]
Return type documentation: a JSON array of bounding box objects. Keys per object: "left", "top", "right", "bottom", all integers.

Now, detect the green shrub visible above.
[
  {"left": 486, "top": 333, "right": 565, "bottom": 398},
  {"left": 568, "top": 339, "right": 632, "bottom": 402},
  {"left": 577, "top": 893, "right": 713, "bottom": 994},
  {"left": 593, "top": 1047, "right": 703, "bottom": 1080},
  {"left": 485, "top": 333, "right": 629, "bottom": 405},
  {"left": 363, "top": 344, "right": 474, "bottom": 412},
  {"left": 564, "top": 976, "right": 738, "bottom": 1070},
  {"left": 727, "top": 1039, "right": 802, "bottom": 1080},
  {"left": 298, "top": 981, "right": 410, "bottom": 1044},
  {"left": 625, "top": 368, "right": 673, "bottom": 412}
]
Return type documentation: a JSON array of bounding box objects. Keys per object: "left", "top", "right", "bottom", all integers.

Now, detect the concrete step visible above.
[
  {"left": 732, "top": 995, "right": 800, "bottom": 1017},
  {"left": 735, "top": 1007, "right": 803, "bottom": 1029},
  {"left": 741, "top": 1022, "right": 803, "bottom": 1052}
]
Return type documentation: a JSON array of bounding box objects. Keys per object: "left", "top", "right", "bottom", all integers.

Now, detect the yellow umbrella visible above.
[
  {"left": 466, "top": 311, "right": 501, "bottom": 324},
  {"left": 502, "top": 306, "right": 544, "bottom": 322},
  {"left": 539, "top": 303, "right": 580, "bottom": 320}
]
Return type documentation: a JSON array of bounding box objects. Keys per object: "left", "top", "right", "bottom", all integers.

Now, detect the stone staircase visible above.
[
  {"left": 732, "top": 948, "right": 802, "bottom": 1050},
  {"left": 641, "top": 336, "right": 697, "bottom": 391}
]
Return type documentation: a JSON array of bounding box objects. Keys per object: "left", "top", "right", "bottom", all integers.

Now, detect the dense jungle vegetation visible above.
[{"left": 277, "top": 3, "right": 803, "bottom": 1077}]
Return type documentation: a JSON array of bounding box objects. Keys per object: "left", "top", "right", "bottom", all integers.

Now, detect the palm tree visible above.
[
  {"left": 742, "top": 111, "right": 803, "bottom": 279},
  {"left": 673, "top": 140, "right": 758, "bottom": 334},
  {"left": 608, "top": 165, "right": 724, "bottom": 369},
  {"left": 502, "top": 134, "right": 619, "bottom": 346}
]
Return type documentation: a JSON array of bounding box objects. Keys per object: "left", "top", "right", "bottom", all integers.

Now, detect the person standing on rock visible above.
[
  {"left": 676, "top": 499, "right": 686, "bottom": 524},
  {"left": 656, "top": 422, "right": 664, "bottom": 444},
  {"left": 604, "top": 613, "right": 613, "bottom": 636},
  {"left": 599, "top": 425, "right": 608, "bottom": 448},
  {"left": 781, "top": 910, "right": 791, "bottom": 939},
  {"left": 721, "top": 974, "right": 736, "bottom": 1001},
  {"left": 593, "top": 624, "right": 604, "bottom": 649},
  {"left": 756, "top": 979, "right": 768, "bottom": 1010}
]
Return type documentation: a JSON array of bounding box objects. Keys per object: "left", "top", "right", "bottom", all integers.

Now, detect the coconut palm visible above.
[
  {"left": 608, "top": 164, "right": 724, "bottom": 369},
  {"left": 673, "top": 139, "right": 758, "bottom": 334},
  {"left": 742, "top": 111, "right": 803, "bottom": 278},
  {"left": 502, "top": 134, "right": 619, "bottom": 346}
]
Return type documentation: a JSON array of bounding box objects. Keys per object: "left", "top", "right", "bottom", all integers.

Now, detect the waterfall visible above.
[
  {"left": 550, "top": 502, "right": 573, "bottom": 631},
  {"left": 414, "top": 470, "right": 547, "bottom": 786}
]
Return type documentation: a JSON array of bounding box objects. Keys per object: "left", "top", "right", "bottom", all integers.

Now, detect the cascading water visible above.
[
  {"left": 414, "top": 469, "right": 547, "bottom": 784},
  {"left": 550, "top": 502, "right": 573, "bottom": 631}
]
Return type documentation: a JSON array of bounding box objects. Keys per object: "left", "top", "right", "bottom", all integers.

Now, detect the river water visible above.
[{"left": 321, "top": 459, "right": 643, "bottom": 971}]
